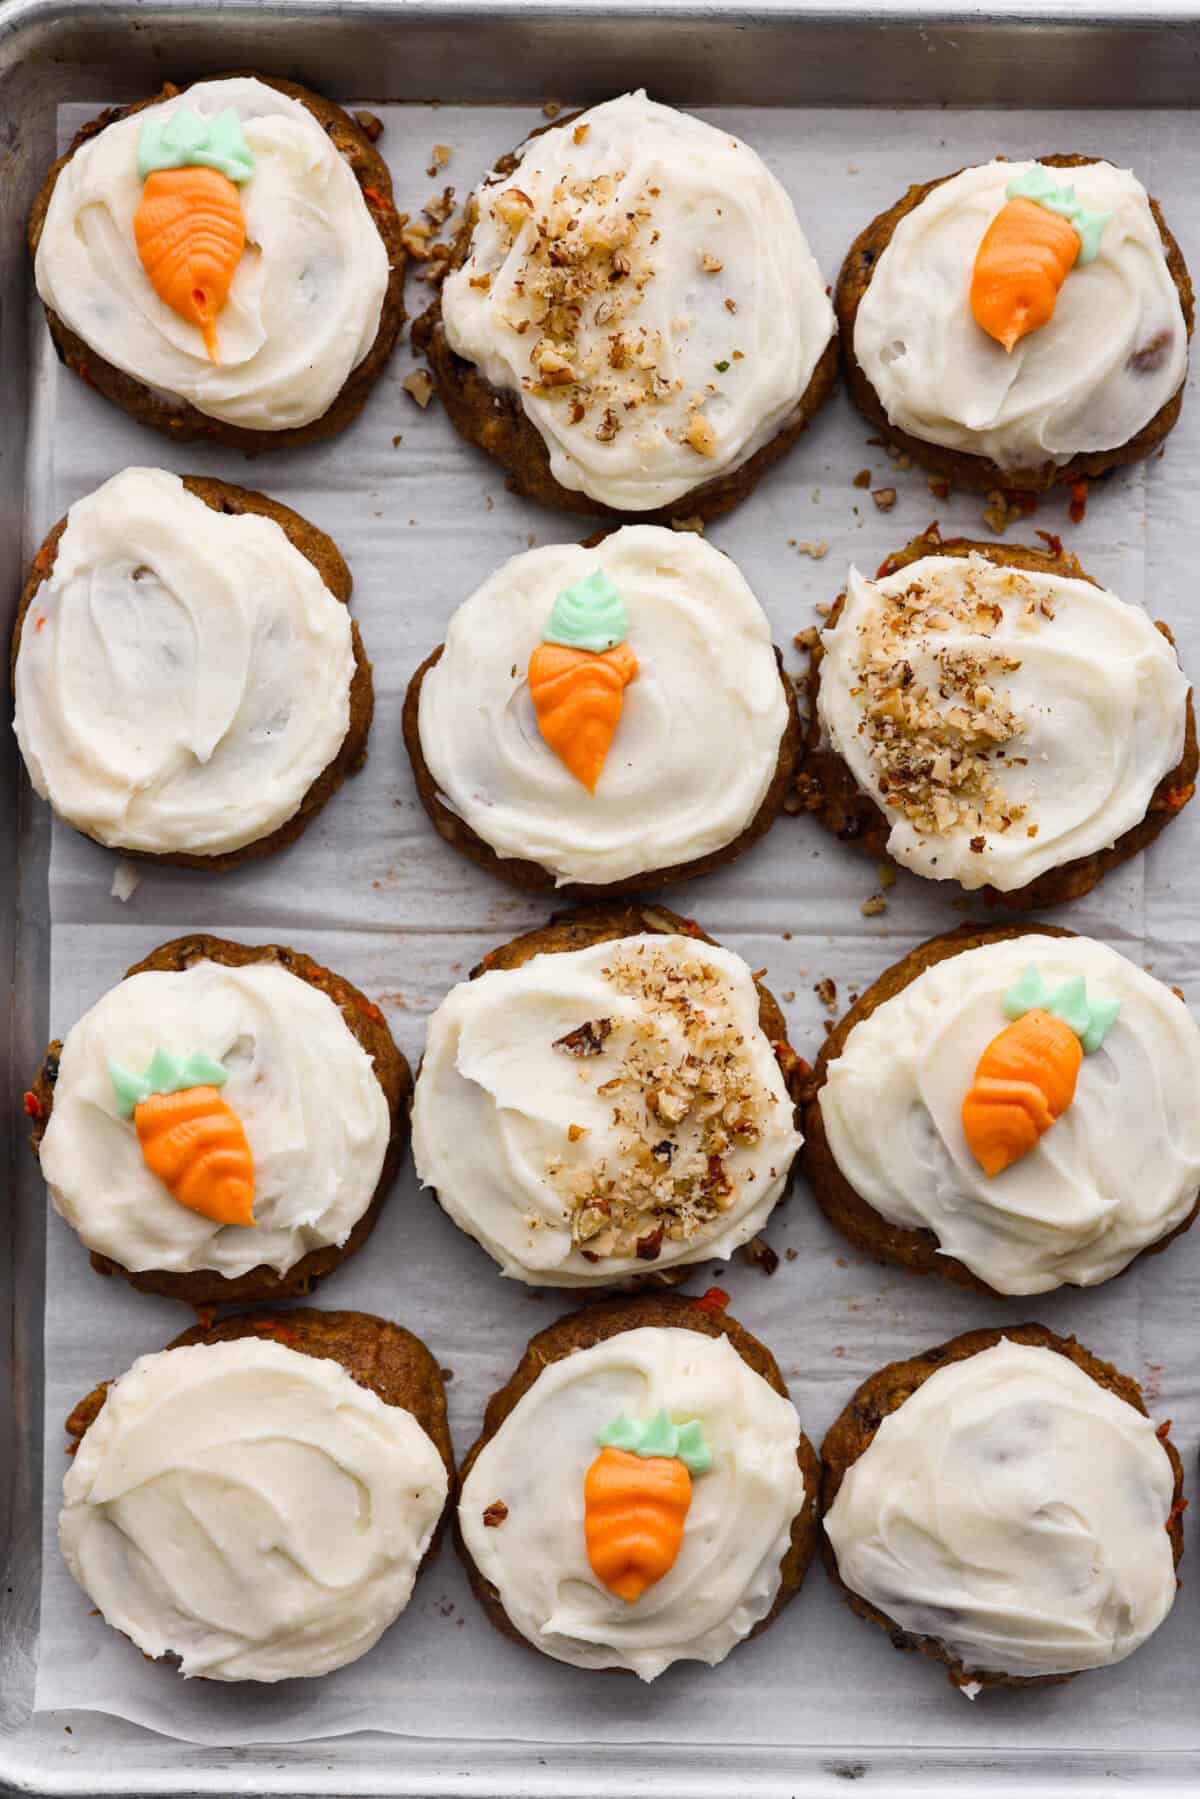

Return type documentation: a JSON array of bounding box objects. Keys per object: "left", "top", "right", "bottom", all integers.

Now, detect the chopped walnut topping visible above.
[
  {"left": 701, "top": 251, "right": 723, "bottom": 273},
  {"left": 546, "top": 944, "right": 777, "bottom": 1263},
  {"left": 482, "top": 1501, "right": 508, "bottom": 1528},
  {"left": 568, "top": 1123, "right": 590, "bottom": 1142},
  {"left": 872, "top": 487, "right": 897, "bottom": 512},
  {"left": 402, "top": 369, "right": 435, "bottom": 408},
  {"left": 847, "top": 553, "right": 1032, "bottom": 843},
  {"left": 686, "top": 414, "right": 718, "bottom": 457},
  {"left": 853, "top": 468, "right": 872, "bottom": 489},
  {"left": 554, "top": 1018, "right": 612, "bottom": 1057},
  {"left": 861, "top": 893, "right": 888, "bottom": 916},
  {"left": 573, "top": 123, "right": 591, "bottom": 145}
]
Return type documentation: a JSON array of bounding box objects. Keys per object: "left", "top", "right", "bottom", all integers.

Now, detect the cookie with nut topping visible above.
[
  {"left": 411, "top": 903, "right": 805, "bottom": 1288},
  {"left": 413, "top": 90, "right": 837, "bottom": 524},
  {"left": 793, "top": 528, "right": 1195, "bottom": 909}
]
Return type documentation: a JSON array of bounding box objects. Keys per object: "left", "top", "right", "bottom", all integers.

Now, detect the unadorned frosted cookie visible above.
[
  {"left": 411, "top": 903, "right": 805, "bottom": 1288},
  {"left": 457, "top": 1292, "right": 819, "bottom": 1679},
  {"left": 12, "top": 468, "right": 372, "bottom": 870},
  {"left": 794, "top": 530, "right": 1196, "bottom": 910},
  {"left": 26, "top": 934, "right": 409, "bottom": 1308},
  {"left": 837, "top": 155, "right": 1192, "bottom": 491},
  {"left": 29, "top": 76, "right": 405, "bottom": 449},
  {"left": 414, "top": 91, "right": 838, "bottom": 523},
  {"left": 822, "top": 1326, "right": 1185, "bottom": 1692},
  {"left": 403, "top": 525, "right": 798, "bottom": 892},
  {"left": 802, "top": 923, "right": 1200, "bottom": 1297},
  {"left": 60, "top": 1309, "right": 452, "bottom": 1682}
]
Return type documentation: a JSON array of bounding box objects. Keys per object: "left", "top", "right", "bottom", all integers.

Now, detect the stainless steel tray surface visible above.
[{"left": 4, "top": 5, "right": 1200, "bottom": 1795}]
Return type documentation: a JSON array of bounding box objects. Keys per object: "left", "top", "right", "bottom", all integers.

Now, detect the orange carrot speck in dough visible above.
[
  {"left": 134, "top": 166, "right": 245, "bottom": 365},
  {"left": 583, "top": 1446, "right": 692, "bottom": 1603},
  {"left": 134, "top": 1085, "right": 255, "bottom": 1227},
  {"left": 970, "top": 196, "right": 1081, "bottom": 353},
  {"left": 528, "top": 640, "right": 638, "bottom": 793},
  {"left": 961, "top": 1008, "right": 1082, "bottom": 1178}
]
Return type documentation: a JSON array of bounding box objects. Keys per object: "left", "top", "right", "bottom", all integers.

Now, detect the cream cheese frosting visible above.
[
  {"left": 817, "top": 934, "right": 1200, "bottom": 1295},
  {"left": 412, "top": 933, "right": 801, "bottom": 1285},
  {"left": 34, "top": 77, "right": 389, "bottom": 431},
  {"left": 60, "top": 1337, "right": 448, "bottom": 1681},
  {"left": 816, "top": 553, "right": 1189, "bottom": 892},
  {"left": 441, "top": 91, "right": 835, "bottom": 510},
  {"left": 854, "top": 159, "right": 1188, "bottom": 472},
  {"left": 417, "top": 527, "right": 789, "bottom": 885},
  {"left": 459, "top": 1326, "right": 806, "bottom": 1679},
  {"left": 39, "top": 957, "right": 392, "bottom": 1278},
  {"left": 824, "top": 1338, "right": 1178, "bottom": 1680},
  {"left": 14, "top": 468, "right": 357, "bottom": 858}
]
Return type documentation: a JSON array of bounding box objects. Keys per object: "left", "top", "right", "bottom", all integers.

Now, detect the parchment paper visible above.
[{"left": 29, "top": 100, "right": 1200, "bottom": 1752}]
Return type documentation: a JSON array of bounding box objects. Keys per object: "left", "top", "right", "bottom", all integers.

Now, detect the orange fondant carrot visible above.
[
  {"left": 961, "top": 1008, "right": 1082, "bottom": 1178},
  {"left": 970, "top": 196, "right": 1081, "bottom": 353},
  {"left": 134, "top": 1085, "right": 255, "bottom": 1227},
  {"left": 134, "top": 166, "right": 245, "bottom": 364},
  {"left": 528, "top": 640, "right": 638, "bottom": 793},
  {"left": 583, "top": 1445, "right": 692, "bottom": 1603}
]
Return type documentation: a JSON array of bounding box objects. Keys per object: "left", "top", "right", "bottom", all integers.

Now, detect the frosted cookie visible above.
[
  {"left": 414, "top": 92, "right": 837, "bottom": 522},
  {"left": 29, "top": 76, "right": 404, "bottom": 449},
  {"left": 795, "top": 531, "right": 1196, "bottom": 909},
  {"left": 403, "top": 526, "right": 798, "bottom": 891},
  {"left": 12, "top": 468, "right": 373, "bottom": 870},
  {"left": 411, "top": 903, "right": 804, "bottom": 1287},
  {"left": 821, "top": 1327, "right": 1184, "bottom": 1691},
  {"left": 802, "top": 924, "right": 1200, "bottom": 1297},
  {"left": 837, "top": 156, "right": 1192, "bottom": 492},
  {"left": 26, "top": 935, "right": 409, "bottom": 1307},
  {"left": 458, "top": 1293, "right": 819, "bottom": 1679},
  {"left": 60, "top": 1309, "right": 452, "bottom": 1681}
]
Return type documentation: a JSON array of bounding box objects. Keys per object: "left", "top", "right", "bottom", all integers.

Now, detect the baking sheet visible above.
[{"left": 27, "top": 98, "right": 1200, "bottom": 1751}]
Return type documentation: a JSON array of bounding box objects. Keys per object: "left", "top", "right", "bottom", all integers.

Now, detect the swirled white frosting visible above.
[
  {"left": 854, "top": 159, "right": 1188, "bottom": 472},
  {"left": 817, "top": 934, "right": 1200, "bottom": 1295},
  {"left": 416, "top": 527, "right": 789, "bottom": 885},
  {"left": 13, "top": 468, "right": 357, "bottom": 858},
  {"left": 459, "top": 1326, "right": 806, "bottom": 1679},
  {"left": 441, "top": 91, "right": 835, "bottom": 510},
  {"left": 34, "top": 77, "right": 389, "bottom": 431},
  {"left": 39, "top": 957, "right": 392, "bottom": 1278},
  {"left": 60, "top": 1337, "right": 448, "bottom": 1681},
  {"left": 816, "top": 553, "right": 1189, "bottom": 891},
  {"left": 412, "top": 933, "right": 801, "bottom": 1286},
  {"left": 824, "top": 1338, "right": 1177, "bottom": 1680}
]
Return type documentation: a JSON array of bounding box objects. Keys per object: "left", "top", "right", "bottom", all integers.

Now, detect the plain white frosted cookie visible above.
[
  {"left": 61, "top": 1336, "right": 449, "bottom": 1681},
  {"left": 14, "top": 468, "right": 361, "bottom": 861},
  {"left": 824, "top": 1338, "right": 1178, "bottom": 1683}
]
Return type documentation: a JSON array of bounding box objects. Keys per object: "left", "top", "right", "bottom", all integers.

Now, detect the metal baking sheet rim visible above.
[{"left": 3, "top": 2, "right": 1200, "bottom": 1793}]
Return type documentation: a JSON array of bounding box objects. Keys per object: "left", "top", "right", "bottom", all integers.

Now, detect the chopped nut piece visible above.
[
  {"left": 686, "top": 413, "right": 718, "bottom": 457},
  {"left": 494, "top": 187, "right": 534, "bottom": 229},
  {"left": 402, "top": 368, "right": 435, "bottom": 408},
  {"left": 553, "top": 1018, "right": 612, "bottom": 1057},
  {"left": 742, "top": 1234, "right": 780, "bottom": 1276},
  {"left": 861, "top": 894, "right": 888, "bottom": 917},
  {"left": 969, "top": 835, "right": 986, "bottom": 854},
  {"left": 701, "top": 251, "right": 723, "bottom": 273},
  {"left": 567, "top": 1123, "right": 590, "bottom": 1143},
  {"left": 814, "top": 977, "right": 838, "bottom": 1011},
  {"left": 794, "top": 540, "right": 829, "bottom": 560},
  {"left": 724, "top": 297, "right": 737, "bottom": 314},
  {"left": 635, "top": 1225, "right": 665, "bottom": 1262},
  {"left": 482, "top": 1501, "right": 508, "bottom": 1528},
  {"left": 872, "top": 487, "right": 897, "bottom": 512},
  {"left": 928, "top": 474, "right": 951, "bottom": 500},
  {"left": 354, "top": 110, "right": 384, "bottom": 143},
  {"left": 853, "top": 468, "right": 872, "bottom": 489},
  {"left": 573, "top": 123, "right": 590, "bottom": 145}
]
